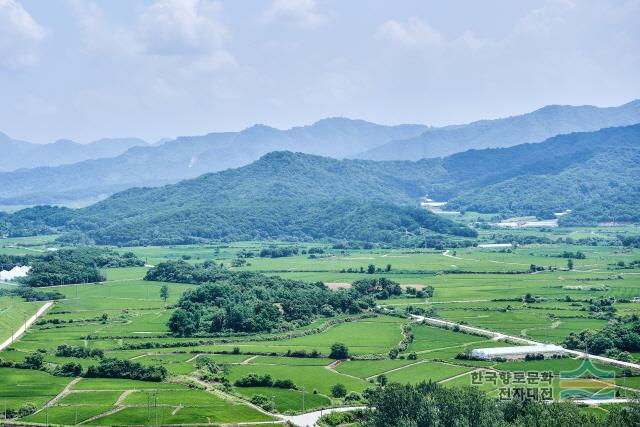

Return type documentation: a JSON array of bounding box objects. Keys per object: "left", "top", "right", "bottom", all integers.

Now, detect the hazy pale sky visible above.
[{"left": 1, "top": 0, "right": 639, "bottom": 143}]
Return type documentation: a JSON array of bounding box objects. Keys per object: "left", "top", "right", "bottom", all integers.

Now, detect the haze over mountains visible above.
[
  {"left": 360, "top": 99, "right": 640, "bottom": 160},
  {"left": 0, "top": 100, "right": 638, "bottom": 209},
  {"left": 0, "top": 134, "right": 147, "bottom": 172},
  {"left": 0, "top": 119, "right": 427, "bottom": 205}
]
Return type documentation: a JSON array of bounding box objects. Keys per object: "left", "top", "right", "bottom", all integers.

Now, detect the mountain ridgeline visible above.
[
  {"left": 0, "top": 119, "right": 427, "bottom": 205},
  {"left": 0, "top": 133, "right": 147, "bottom": 172},
  {"left": 1, "top": 100, "right": 638, "bottom": 207},
  {"left": 360, "top": 99, "right": 640, "bottom": 160},
  {"left": 0, "top": 123, "right": 639, "bottom": 245}
]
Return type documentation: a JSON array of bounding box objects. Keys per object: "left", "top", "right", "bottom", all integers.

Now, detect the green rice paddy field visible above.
[{"left": 1, "top": 227, "right": 640, "bottom": 425}]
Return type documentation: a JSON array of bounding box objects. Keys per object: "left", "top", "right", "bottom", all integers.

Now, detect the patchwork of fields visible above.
[{"left": 1, "top": 226, "right": 640, "bottom": 425}]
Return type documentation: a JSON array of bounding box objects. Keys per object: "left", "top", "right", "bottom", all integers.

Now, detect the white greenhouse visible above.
[{"left": 470, "top": 344, "right": 565, "bottom": 360}]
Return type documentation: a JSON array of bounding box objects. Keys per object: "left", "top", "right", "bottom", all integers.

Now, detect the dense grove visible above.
[
  {"left": 363, "top": 381, "right": 640, "bottom": 427},
  {"left": 86, "top": 358, "right": 167, "bottom": 382},
  {"left": 0, "top": 287, "right": 64, "bottom": 301},
  {"left": 18, "top": 248, "right": 143, "bottom": 287},
  {"left": 146, "top": 261, "right": 392, "bottom": 335},
  {"left": 564, "top": 317, "right": 640, "bottom": 358}
]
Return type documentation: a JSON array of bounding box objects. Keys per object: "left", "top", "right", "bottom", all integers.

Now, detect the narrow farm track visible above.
[
  {"left": 36, "top": 377, "right": 82, "bottom": 413},
  {"left": 411, "top": 314, "right": 640, "bottom": 371},
  {"left": 241, "top": 355, "right": 260, "bottom": 364},
  {"left": 365, "top": 360, "right": 426, "bottom": 381},
  {"left": 439, "top": 368, "right": 481, "bottom": 384},
  {"left": 0, "top": 301, "right": 53, "bottom": 351}
]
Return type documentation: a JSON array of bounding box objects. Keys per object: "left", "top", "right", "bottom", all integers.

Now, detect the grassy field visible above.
[
  {"left": 1, "top": 227, "right": 640, "bottom": 425},
  {"left": 0, "top": 296, "right": 45, "bottom": 345}
]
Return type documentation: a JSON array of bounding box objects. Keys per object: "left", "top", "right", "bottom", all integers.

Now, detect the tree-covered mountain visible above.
[
  {"left": 444, "top": 124, "right": 640, "bottom": 223},
  {"left": 1, "top": 124, "right": 638, "bottom": 244},
  {"left": 0, "top": 133, "right": 147, "bottom": 172},
  {"left": 359, "top": 99, "right": 640, "bottom": 160},
  {"left": 62, "top": 152, "right": 471, "bottom": 245},
  {"left": 0, "top": 118, "right": 427, "bottom": 205}
]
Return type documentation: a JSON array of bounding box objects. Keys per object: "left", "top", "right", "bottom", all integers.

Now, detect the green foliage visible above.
[
  {"left": 160, "top": 284, "right": 169, "bottom": 302},
  {"left": 53, "top": 362, "right": 83, "bottom": 377},
  {"left": 151, "top": 261, "right": 374, "bottom": 336},
  {"left": 19, "top": 248, "right": 143, "bottom": 287},
  {"left": 564, "top": 318, "right": 640, "bottom": 354},
  {"left": 85, "top": 357, "right": 167, "bottom": 382},
  {"left": 329, "top": 343, "right": 350, "bottom": 359},
  {"left": 235, "top": 373, "right": 273, "bottom": 387},
  {"left": 331, "top": 383, "right": 347, "bottom": 398},
  {"left": 0, "top": 287, "right": 64, "bottom": 302},
  {"left": 352, "top": 277, "right": 402, "bottom": 300},
  {"left": 362, "top": 381, "right": 612, "bottom": 427},
  {"left": 23, "top": 352, "right": 44, "bottom": 369},
  {"left": 447, "top": 124, "right": 640, "bottom": 223},
  {"left": 249, "top": 394, "right": 275, "bottom": 412},
  {"left": 55, "top": 344, "right": 104, "bottom": 359}
]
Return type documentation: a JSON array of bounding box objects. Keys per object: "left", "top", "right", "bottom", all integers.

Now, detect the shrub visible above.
[
  {"left": 345, "top": 391, "right": 362, "bottom": 402},
  {"left": 18, "top": 403, "right": 37, "bottom": 417},
  {"left": 250, "top": 394, "right": 275, "bottom": 412},
  {"left": 234, "top": 373, "right": 273, "bottom": 387},
  {"left": 53, "top": 362, "right": 82, "bottom": 377},
  {"left": 23, "top": 352, "right": 44, "bottom": 369},
  {"left": 331, "top": 383, "right": 347, "bottom": 398},
  {"left": 273, "top": 379, "right": 296, "bottom": 389},
  {"left": 329, "top": 343, "right": 349, "bottom": 359}
]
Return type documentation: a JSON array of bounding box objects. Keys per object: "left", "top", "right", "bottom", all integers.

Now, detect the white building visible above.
[{"left": 470, "top": 344, "right": 565, "bottom": 360}]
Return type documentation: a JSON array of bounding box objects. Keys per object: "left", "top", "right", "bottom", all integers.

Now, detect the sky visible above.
[{"left": 1, "top": 0, "right": 639, "bottom": 144}]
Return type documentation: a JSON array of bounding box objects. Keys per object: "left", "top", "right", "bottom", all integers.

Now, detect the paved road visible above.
[
  {"left": 0, "top": 301, "right": 53, "bottom": 351},
  {"left": 280, "top": 406, "right": 365, "bottom": 427},
  {"left": 411, "top": 314, "right": 640, "bottom": 371}
]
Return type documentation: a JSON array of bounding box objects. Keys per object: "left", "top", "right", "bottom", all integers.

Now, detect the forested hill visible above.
[
  {"left": 1, "top": 124, "right": 638, "bottom": 244},
  {"left": 51, "top": 152, "right": 472, "bottom": 245},
  {"left": 360, "top": 99, "right": 640, "bottom": 160},
  {"left": 444, "top": 124, "right": 640, "bottom": 222}
]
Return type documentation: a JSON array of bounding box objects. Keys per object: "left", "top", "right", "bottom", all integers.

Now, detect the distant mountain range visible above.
[
  {"left": 2, "top": 123, "right": 639, "bottom": 244},
  {"left": 0, "top": 118, "right": 427, "bottom": 205},
  {"left": 0, "top": 100, "right": 638, "bottom": 208},
  {"left": 359, "top": 99, "right": 640, "bottom": 160},
  {"left": 0, "top": 134, "right": 147, "bottom": 172}
]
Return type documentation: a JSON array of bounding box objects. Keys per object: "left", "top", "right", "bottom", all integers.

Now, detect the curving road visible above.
[
  {"left": 279, "top": 406, "right": 366, "bottom": 427},
  {"left": 410, "top": 314, "right": 640, "bottom": 371}
]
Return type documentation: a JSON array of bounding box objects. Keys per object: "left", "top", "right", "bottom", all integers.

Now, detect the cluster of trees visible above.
[
  {"left": 18, "top": 248, "right": 143, "bottom": 287},
  {"left": 0, "top": 287, "right": 64, "bottom": 302},
  {"left": 564, "top": 317, "right": 640, "bottom": 357},
  {"left": 55, "top": 344, "right": 104, "bottom": 359},
  {"left": 86, "top": 357, "right": 167, "bottom": 382},
  {"left": 259, "top": 246, "right": 299, "bottom": 258},
  {"left": 363, "top": 381, "right": 640, "bottom": 427},
  {"left": 555, "top": 251, "right": 587, "bottom": 259},
  {"left": 0, "top": 254, "right": 32, "bottom": 270},
  {"left": 352, "top": 278, "right": 401, "bottom": 299},
  {"left": 620, "top": 235, "right": 640, "bottom": 248},
  {"left": 153, "top": 261, "right": 376, "bottom": 336},
  {"left": 234, "top": 373, "right": 296, "bottom": 389}
]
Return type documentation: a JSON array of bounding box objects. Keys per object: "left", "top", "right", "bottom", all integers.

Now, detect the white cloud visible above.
[
  {"left": 140, "top": 0, "right": 229, "bottom": 55},
  {"left": 0, "top": 0, "right": 46, "bottom": 67},
  {"left": 262, "top": 0, "right": 327, "bottom": 29},
  {"left": 376, "top": 17, "right": 444, "bottom": 48},
  {"left": 69, "top": 0, "right": 233, "bottom": 62},
  {"left": 67, "top": 0, "right": 139, "bottom": 56}
]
